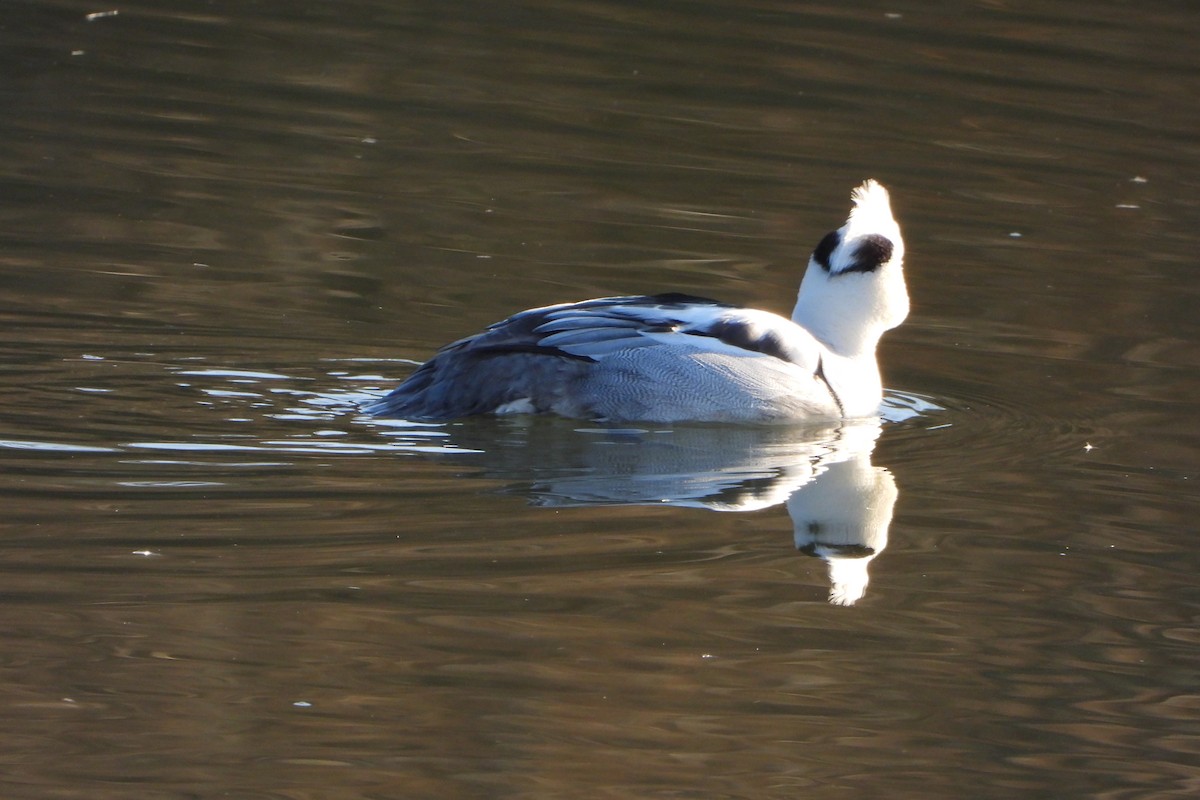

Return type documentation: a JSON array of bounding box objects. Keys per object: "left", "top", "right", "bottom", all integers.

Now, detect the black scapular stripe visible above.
[{"left": 691, "top": 318, "right": 793, "bottom": 362}]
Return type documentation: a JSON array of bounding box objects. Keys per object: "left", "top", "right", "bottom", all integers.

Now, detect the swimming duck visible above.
[{"left": 365, "top": 179, "right": 908, "bottom": 423}]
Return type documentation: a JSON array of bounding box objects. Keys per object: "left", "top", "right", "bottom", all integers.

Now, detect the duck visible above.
[{"left": 365, "top": 179, "right": 908, "bottom": 424}]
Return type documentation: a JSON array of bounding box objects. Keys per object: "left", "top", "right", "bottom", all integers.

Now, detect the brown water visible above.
[{"left": 2, "top": 1, "right": 1198, "bottom": 798}]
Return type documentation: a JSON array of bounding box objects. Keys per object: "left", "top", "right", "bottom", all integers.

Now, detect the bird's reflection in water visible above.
[
  {"left": 405, "top": 414, "right": 900, "bottom": 606},
  {"left": 785, "top": 422, "right": 895, "bottom": 605}
]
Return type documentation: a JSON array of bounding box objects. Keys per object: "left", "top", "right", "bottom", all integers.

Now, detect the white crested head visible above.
[
  {"left": 792, "top": 179, "right": 909, "bottom": 358},
  {"left": 843, "top": 180, "right": 904, "bottom": 263}
]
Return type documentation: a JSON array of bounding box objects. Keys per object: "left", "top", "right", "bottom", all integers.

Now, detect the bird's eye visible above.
[
  {"left": 812, "top": 230, "right": 840, "bottom": 272},
  {"left": 838, "top": 234, "right": 893, "bottom": 275}
]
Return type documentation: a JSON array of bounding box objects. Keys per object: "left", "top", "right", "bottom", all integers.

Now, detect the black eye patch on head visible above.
[
  {"left": 812, "top": 230, "right": 841, "bottom": 272},
  {"left": 837, "top": 234, "right": 894, "bottom": 275}
]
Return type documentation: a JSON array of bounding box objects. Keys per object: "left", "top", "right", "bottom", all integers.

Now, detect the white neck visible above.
[
  {"left": 792, "top": 279, "right": 895, "bottom": 358},
  {"left": 817, "top": 349, "right": 884, "bottom": 418}
]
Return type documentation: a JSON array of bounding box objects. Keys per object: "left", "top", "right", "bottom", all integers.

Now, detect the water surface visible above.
[{"left": 1, "top": 2, "right": 1198, "bottom": 798}]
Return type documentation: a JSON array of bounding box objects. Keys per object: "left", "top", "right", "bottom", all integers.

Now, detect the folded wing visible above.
[{"left": 364, "top": 293, "right": 826, "bottom": 421}]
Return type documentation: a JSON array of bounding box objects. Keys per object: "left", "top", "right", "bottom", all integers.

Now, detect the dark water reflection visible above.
[
  {"left": 384, "top": 409, "right": 920, "bottom": 605},
  {"left": 2, "top": 1, "right": 1199, "bottom": 798}
]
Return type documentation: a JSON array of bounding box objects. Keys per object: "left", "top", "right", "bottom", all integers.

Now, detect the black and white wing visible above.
[{"left": 364, "top": 293, "right": 823, "bottom": 421}]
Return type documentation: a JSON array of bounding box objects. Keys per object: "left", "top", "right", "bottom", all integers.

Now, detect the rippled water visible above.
[{"left": 2, "top": 1, "right": 1198, "bottom": 798}]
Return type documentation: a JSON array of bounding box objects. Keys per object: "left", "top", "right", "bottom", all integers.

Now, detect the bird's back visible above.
[{"left": 364, "top": 294, "right": 837, "bottom": 423}]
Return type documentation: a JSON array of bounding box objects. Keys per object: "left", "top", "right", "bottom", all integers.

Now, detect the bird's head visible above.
[{"left": 792, "top": 180, "right": 908, "bottom": 357}]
